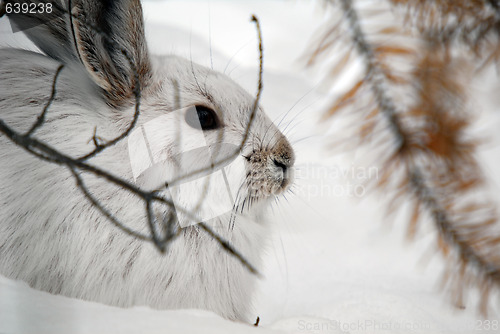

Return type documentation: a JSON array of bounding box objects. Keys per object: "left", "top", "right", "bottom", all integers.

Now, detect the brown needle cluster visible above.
[{"left": 310, "top": 0, "right": 500, "bottom": 314}]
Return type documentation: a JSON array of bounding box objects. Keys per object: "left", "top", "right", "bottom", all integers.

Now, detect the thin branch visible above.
[
  {"left": 69, "top": 166, "right": 151, "bottom": 242},
  {"left": 154, "top": 14, "right": 265, "bottom": 190},
  {"left": 43, "top": 0, "right": 143, "bottom": 162},
  {"left": 0, "top": 5, "right": 266, "bottom": 275},
  {"left": 199, "top": 222, "right": 260, "bottom": 275},
  {"left": 0, "top": 98, "right": 259, "bottom": 272},
  {"left": 246, "top": 15, "right": 264, "bottom": 147},
  {"left": 25, "top": 64, "right": 65, "bottom": 137},
  {"left": 146, "top": 198, "right": 166, "bottom": 253}
]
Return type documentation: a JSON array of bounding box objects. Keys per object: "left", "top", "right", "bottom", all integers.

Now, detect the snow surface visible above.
[{"left": 1, "top": 1, "right": 500, "bottom": 333}]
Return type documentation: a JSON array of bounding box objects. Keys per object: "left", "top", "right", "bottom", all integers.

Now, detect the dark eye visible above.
[{"left": 185, "top": 105, "right": 220, "bottom": 130}]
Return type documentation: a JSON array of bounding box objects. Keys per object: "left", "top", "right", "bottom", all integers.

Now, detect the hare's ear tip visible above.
[{"left": 71, "top": 0, "right": 151, "bottom": 106}]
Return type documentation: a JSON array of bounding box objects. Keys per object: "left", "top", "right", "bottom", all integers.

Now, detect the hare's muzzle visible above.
[
  {"left": 272, "top": 157, "right": 293, "bottom": 190},
  {"left": 245, "top": 134, "right": 295, "bottom": 198},
  {"left": 269, "top": 137, "right": 295, "bottom": 193}
]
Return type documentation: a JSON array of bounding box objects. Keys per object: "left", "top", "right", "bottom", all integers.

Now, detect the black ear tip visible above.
[
  {"left": 70, "top": 0, "right": 151, "bottom": 106},
  {"left": 0, "top": 2, "right": 6, "bottom": 18}
]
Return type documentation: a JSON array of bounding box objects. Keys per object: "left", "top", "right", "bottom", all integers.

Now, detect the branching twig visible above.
[
  {"left": 25, "top": 64, "right": 64, "bottom": 136},
  {"left": 69, "top": 166, "right": 151, "bottom": 242},
  {"left": 43, "top": 0, "right": 144, "bottom": 162},
  {"left": 0, "top": 3, "right": 266, "bottom": 275},
  {"left": 199, "top": 223, "right": 259, "bottom": 275},
  {"left": 153, "top": 15, "right": 265, "bottom": 190}
]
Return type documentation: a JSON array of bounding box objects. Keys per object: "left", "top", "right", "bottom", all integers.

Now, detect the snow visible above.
[{"left": 1, "top": 1, "right": 500, "bottom": 333}]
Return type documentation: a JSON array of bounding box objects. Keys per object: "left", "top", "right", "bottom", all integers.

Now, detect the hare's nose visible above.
[
  {"left": 270, "top": 135, "right": 295, "bottom": 187},
  {"left": 271, "top": 136, "right": 295, "bottom": 170},
  {"left": 272, "top": 158, "right": 288, "bottom": 173}
]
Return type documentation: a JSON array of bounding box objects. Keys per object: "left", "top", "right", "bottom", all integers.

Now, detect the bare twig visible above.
[
  {"left": 0, "top": 3, "right": 266, "bottom": 275},
  {"left": 69, "top": 166, "right": 151, "bottom": 242},
  {"left": 199, "top": 222, "right": 260, "bottom": 275},
  {"left": 25, "top": 64, "right": 65, "bottom": 137},
  {"left": 42, "top": 0, "right": 144, "bottom": 162},
  {"left": 154, "top": 15, "right": 265, "bottom": 190}
]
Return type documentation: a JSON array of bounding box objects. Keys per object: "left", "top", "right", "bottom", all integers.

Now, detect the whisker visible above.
[
  {"left": 260, "top": 88, "right": 317, "bottom": 149},
  {"left": 259, "top": 83, "right": 323, "bottom": 151},
  {"left": 261, "top": 119, "right": 278, "bottom": 150},
  {"left": 223, "top": 38, "right": 254, "bottom": 74},
  {"left": 189, "top": 30, "right": 205, "bottom": 95},
  {"left": 208, "top": 1, "right": 213, "bottom": 70},
  {"left": 230, "top": 181, "right": 247, "bottom": 231},
  {"left": 229, "top": 195, "right": 240, "bottom": 231},
  {"left": 241, "top": 197, "right": 247, "bottom": 214},
  {"left": 227, "top": 63, "right": 243, "bottom": 77},
  {"left": 265, "top": 97, "right": 317, "bottom": 150},
  {"left": 291, "top": 134, "right": 320, "bottom": 145},
  {"left": 264, "top": 128, "right": 285, "bottom": 151},
  {"left": 276, "top": 82, "right": 320, "bottom": 130}
]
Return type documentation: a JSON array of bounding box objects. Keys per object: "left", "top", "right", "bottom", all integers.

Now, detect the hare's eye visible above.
[{"left": 185, "top": 105, "right": 220, "bottom": 131}]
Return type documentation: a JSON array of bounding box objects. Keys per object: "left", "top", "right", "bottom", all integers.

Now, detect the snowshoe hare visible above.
[{"left": 0, "top": 0, "right": 294, "bottom": 322}]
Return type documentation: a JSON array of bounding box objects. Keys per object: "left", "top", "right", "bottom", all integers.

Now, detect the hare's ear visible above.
[
  {"left": 71, "top": 0, "right": 152, "bottom": 106},
  {"left": 7, "top": 1, "right": 151, "bottom": 106}
]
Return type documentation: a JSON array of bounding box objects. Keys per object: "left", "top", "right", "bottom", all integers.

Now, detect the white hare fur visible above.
[{"left": 0, "top": 0, "right": 294, "bottom": 322}]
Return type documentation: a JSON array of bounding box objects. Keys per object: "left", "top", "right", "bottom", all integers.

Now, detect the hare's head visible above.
[
  {"left": 17, "top": 0, "right": 295, "bottom": 224},
  {"left": 143, "top": 57, "right": 295, "bottom": 217}
]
